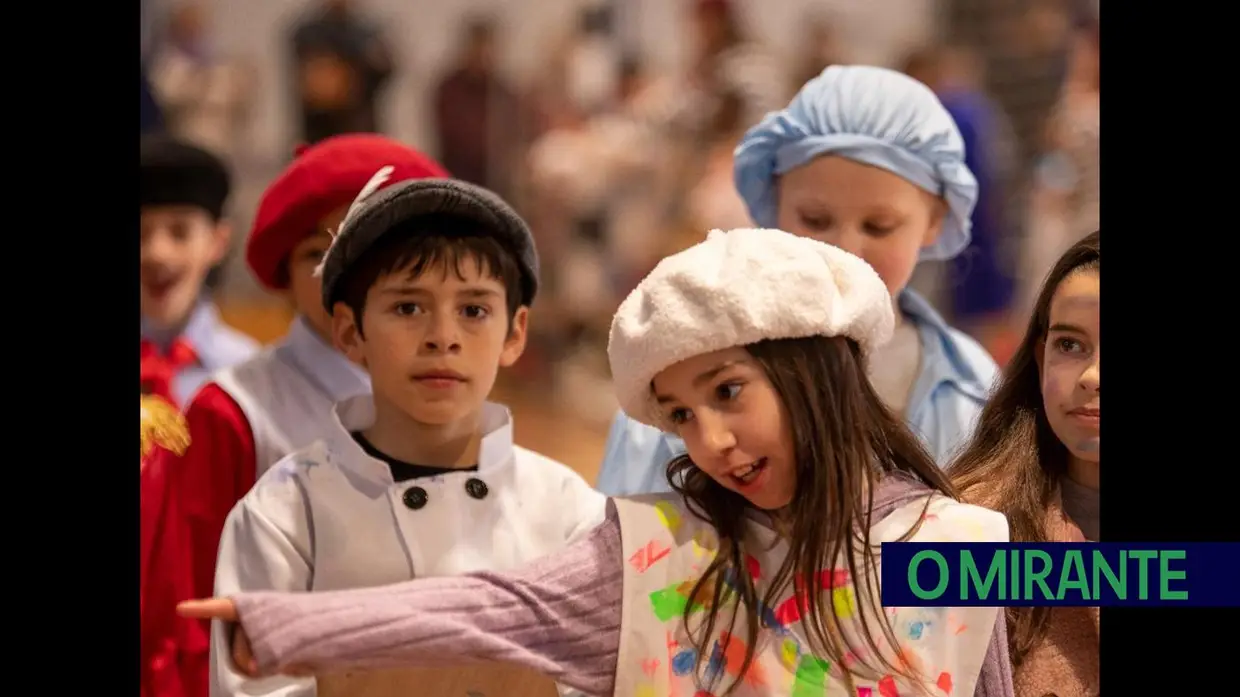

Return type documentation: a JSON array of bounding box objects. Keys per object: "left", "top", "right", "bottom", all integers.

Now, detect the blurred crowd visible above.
[{"left": 140, "top": 0, "right": 1100, "bottom": 424}]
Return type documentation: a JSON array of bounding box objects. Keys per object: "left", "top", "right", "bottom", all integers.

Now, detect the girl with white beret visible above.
[
  {"left": 181, "top": 228, "right": 1014, "bottom": 697},
  {"left": 599, "top": 65, "right": 1001, "bottom": 498}
]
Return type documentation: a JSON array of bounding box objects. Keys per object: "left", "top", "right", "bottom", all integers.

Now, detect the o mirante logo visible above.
[{"left": 880, "top": 543, "right": 1240, "bottom": 607}]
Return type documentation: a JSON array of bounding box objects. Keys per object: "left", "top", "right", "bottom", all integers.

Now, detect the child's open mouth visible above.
[
  {"left": 146, "top": 280, "right": 174, "bottom": 299},
  {"left": 730, "top": 458, "right": 768, "bottom": 487},
  {"left": 142, "top": 271, "right": 182, "bottom": 300}
]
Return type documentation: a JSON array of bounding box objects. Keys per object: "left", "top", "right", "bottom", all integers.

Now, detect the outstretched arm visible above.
[{"left": 192, "top": 502, "right": 625, "bottom": 696}]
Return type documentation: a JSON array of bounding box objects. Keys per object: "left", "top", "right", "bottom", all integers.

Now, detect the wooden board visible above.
[{"left": 316, "top": 664, "right": 561, "bottom": 697}]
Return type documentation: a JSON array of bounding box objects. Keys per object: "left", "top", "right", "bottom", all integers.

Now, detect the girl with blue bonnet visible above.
[{"left": 598, "top": 65, "right": 1000, "bottom": 496}]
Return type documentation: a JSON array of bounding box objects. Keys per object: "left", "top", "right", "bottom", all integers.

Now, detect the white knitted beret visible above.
[{"left": 608, "top": 227, "right": 895, "bottom": 428}]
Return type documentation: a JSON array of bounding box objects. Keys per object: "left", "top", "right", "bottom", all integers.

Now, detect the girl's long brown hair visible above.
[
  {"left": 948, "top": 230, "right": 1100, "bottom": 665},
  {"left": 668, "top": 335, "right": 956, "bottom": 695}
]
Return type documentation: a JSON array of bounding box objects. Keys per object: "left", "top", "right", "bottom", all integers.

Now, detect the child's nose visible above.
[
  {"left": 696, "top": 412, "right": 737, "bottom": 458},
  {"left": 141, "top": 231, "right": 177, "bottom": 264},
  {"left": 423, "top": 314, "right": 462, "bottom": 352},
  {"left": 1079, "top": 356, "right": 1100, "bottom": 392}
]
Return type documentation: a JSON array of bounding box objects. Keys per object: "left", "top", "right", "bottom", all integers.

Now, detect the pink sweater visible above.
[{"left": 232, "top": 483, "right": 1015, "bottom": 697}]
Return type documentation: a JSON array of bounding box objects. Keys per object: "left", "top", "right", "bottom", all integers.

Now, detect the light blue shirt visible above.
[
  {"left": 594, "top": 289, "right": 998, "bottom": 496},
  {"left": 274, "top": 315, "right": 370, "bottom": 403}
]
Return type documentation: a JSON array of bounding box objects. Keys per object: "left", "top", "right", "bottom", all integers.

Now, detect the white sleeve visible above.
[
  {"left": 558, "top": 467, "right": 608, "bottom": 545},
  {"left": 210, "top": 485, "right": 316, "bottom": 697}
]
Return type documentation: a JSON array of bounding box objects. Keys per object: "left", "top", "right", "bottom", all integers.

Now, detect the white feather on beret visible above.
[{"left": 608, "top": 227, "right": 895, "bottom": 428}]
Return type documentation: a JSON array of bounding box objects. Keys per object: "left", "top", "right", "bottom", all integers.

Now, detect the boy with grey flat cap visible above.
[{"left": 210, "top": 175, "right": 605, "bottom": 697}]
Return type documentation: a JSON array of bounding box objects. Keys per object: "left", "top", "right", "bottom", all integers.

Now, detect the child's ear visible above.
[
  {"left": 499, "top": 306, "right": 530, "bottom": 368},
  {"left": 332, "top": 303, "right": 368, "bottom": 368},
  {"left": 920, "top": 196, "right": 948, "bottom": 249},
  {"left": 209, "top": 220, "right": 234, "bottom": 265}
]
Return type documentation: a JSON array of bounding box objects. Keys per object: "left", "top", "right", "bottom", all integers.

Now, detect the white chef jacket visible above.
[{"left": 210, "top": 395, "right": 608, "bottom": 697}]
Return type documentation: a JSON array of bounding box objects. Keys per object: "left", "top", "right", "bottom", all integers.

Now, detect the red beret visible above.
[{"left": 246, "top": 133, "right": 449, "bottom": 290}]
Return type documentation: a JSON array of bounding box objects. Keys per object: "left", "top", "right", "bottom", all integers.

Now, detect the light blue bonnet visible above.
[{"left": 733, "top": 65, "right": 978, "bottom": 261}]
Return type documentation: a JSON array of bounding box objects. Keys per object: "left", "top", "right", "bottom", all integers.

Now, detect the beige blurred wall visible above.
[
  {"left": 151, "top": 0, "right": 941, "bottom": 168},
  {"left": 176, "top": 0, "right": 942, "bottom": 345}
]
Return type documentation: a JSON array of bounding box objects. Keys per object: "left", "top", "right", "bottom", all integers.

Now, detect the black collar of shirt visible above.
[{"left": 350, "top": 431, "right": 479, "bottom": 482}]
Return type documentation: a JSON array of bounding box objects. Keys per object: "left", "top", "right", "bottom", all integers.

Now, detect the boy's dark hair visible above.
[
  {"left": 140, "top": 134, "right": 231, "bottom": 221},
  {"left": 335, "top": 214, "right": 524, "bottom": 337}
]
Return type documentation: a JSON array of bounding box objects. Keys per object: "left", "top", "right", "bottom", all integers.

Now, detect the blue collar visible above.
[
  {"left": 899, "top": 289, "right": 990, "bottom": 407},
  {"left": 277, "top": 316, "right": 370, "bottom": 402}
]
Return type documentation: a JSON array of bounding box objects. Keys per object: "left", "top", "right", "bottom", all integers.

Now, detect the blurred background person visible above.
[
  {"left": 942, "top": 0, "right": 1077, "bottom": 193},
  {"left": 680, "top": 0, "right": 786, "bottom": 132},
  {"left": 432, "top": 15, "right": 521, "bottom": 200},
  {"left": 1020, "top": 11, "right": 1100, "bottom": 316},
  {"left": 522, "top": 16, "right": 671, "bottom": 424},
  {"left": 140, "top": 135, "right": 259, "bottom": 408},
  {"left": 791, "top": 11, "right": 850, "bottom": 91},
  {"left": 902, "top": 42, "right": 1021, "bottom": 364},
  {"left": 157, "top": 0, "right": 1096, "bottom": 483},
  {"left": 142, "top": 67, "right": 166, "bottom": 135},
  {"left": 289, "top": 0, "right": 394, "bottom": 144},
  {"left": 683, "top": 90, "right": 752, "bottom": 235},
  {"left": 147, "top": 1, "right": 254, "bottom": 159}
]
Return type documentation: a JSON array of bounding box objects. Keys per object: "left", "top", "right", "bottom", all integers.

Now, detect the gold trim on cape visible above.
[{"left": 140, "top": 395, "right": 190, "bottom": 460}]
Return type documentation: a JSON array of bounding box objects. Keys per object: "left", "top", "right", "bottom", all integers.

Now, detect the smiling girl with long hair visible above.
[{"left": 950, "top": 230, "right": 1100, "bottom": 697}]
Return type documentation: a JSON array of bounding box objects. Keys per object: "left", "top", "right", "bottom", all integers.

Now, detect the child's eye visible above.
[
  {"left": 1056, "top": 337, "right": 1085, "bottom": 354},
  {"left": 799, "top": 214, "right": 830, "bottom": 231},
  {"left": 715, "top": 382, "right": 743, "bottom": 401},
  {"left": 667, "top": 408, "right": 691, "bottom": 425},
  {"left": 394, "top": 302, "right": 422, "bottom": 316},
  {"left": 461, "top": 305, "right": 490, "bottom": 320},
  {"left": 864, "top": 222, "right": 896, "bottom": 236}
]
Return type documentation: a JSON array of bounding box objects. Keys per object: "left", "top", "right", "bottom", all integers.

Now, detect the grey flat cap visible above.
[{"left": 319, "top": 178, "right": 539, "bottom": 313}]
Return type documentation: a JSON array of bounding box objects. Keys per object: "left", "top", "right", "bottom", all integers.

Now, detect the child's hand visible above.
[
  {"left": 178, "top": 598, "right": 316, "bottom": 679},
  {"left": 179, "top": 598, "right": 260, "bottom": 676}
]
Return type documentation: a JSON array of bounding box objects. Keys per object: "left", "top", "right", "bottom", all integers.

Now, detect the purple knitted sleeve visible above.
[
  {"left": 233, "top": 503, "right": 625, "bottom": 696},
  {"left": 973, "top": 613, "right": 1016, "bottom": 697},
  {"left": 230, "top": 487, "right": 1016, "bottom": 697}
]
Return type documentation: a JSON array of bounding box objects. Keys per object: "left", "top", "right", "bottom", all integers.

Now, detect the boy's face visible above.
[
  {"left": 332, "top": 256, "right": 528, "bottom": 427},
  {"left": 776, "top": 155, "right": 946, "bottom": 300},
  {"left": 140, "top": 205, "right": 230, "bottom": 330},
  {"left": 285, "top": 206, "right": 347, "bottom": 342}
]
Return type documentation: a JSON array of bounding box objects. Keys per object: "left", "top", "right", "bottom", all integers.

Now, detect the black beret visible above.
[
  {"left": 319, "top": 178, "right": 539, "bottom": 313},
  {"left": 140, "top": 135, "right": 231, "bottom": 220}
]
